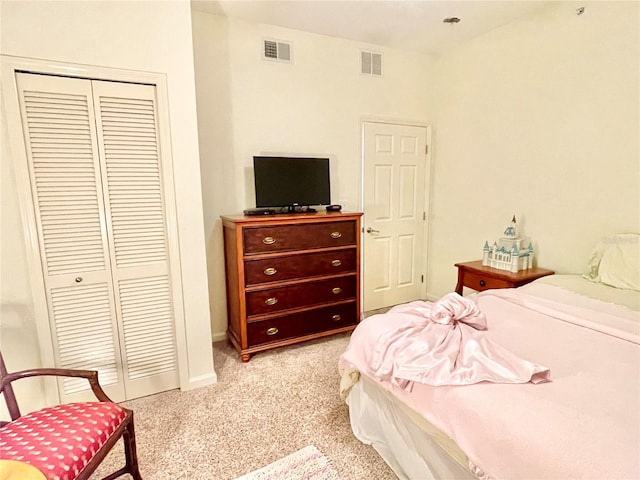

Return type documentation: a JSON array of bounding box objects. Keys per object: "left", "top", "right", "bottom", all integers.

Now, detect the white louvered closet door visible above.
[
  {"left": 91, "top": 81, "right": 178, "bottom": 400},
  {"left": 16, "top": 73, "right": 179, "bottom": 402}
]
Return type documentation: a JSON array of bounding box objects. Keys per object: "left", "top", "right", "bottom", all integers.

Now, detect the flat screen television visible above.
[{"left": 253, "top": 156, "right": 331, "bottom": 212}]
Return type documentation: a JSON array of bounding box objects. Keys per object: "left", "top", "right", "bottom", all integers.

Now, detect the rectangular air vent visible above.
[
  {"left": 361, "top": 50, "right": 383, "bottom": 76},
  {"left": 263, "top": 39, "right": 292, "bottom": 63}
]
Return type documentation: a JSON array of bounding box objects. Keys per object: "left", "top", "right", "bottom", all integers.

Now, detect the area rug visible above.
[{"left": 234, "top": 445, "right": 340, "bottom": 480}]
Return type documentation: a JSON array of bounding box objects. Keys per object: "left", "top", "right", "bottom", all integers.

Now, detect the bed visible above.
[{"left": 339, "top": 234, "right": 640, "bottom": 480}]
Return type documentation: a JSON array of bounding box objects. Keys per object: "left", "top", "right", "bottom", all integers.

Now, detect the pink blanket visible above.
[
  {"left": 370, "top": 293, "right": 550, "bottom": 389},
  {"left": 340, "top": 286, "right": 640, "bottom": 480}
]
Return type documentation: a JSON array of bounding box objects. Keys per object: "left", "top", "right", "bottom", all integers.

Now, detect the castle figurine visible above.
[{"left": 482, "top": 215, "right": 534, "bottom": 272}]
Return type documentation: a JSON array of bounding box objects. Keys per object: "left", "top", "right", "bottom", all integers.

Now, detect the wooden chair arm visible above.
[{"left": 1, "top": 368, "right": 113, "bottom": 403}]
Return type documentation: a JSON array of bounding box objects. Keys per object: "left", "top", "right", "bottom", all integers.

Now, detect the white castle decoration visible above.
[{"left": 482, "top": 216, "right": 534, "bottom": 273}]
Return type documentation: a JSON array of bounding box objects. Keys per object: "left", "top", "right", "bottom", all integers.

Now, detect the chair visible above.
[{"left": 0, "top": 351, "right": 142, "bottom": 480}]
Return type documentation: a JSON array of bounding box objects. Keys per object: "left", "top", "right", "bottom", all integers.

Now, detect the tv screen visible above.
[{"left": 253, "top": 156, "right": 331, "bottom": 210}]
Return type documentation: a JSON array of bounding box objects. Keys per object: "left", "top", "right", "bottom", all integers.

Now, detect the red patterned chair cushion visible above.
[{"left": 0, "top": 402, "right": 127, "bottom": 480}]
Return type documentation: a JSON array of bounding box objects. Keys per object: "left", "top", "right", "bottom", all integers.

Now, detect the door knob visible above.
[{"left": 366, "top": 227, "right": 380, "bottom": 234}]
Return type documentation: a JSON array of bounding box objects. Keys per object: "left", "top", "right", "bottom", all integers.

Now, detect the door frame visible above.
[
  {"left": 359, "top": 116, "right": 433, "bottom": 311},
  {"left": 1, "top": 55, "right": 189, "bottom": 403}
]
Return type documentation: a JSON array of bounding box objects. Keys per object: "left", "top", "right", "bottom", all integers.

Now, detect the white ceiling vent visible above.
[
  {"left": 263, "top": 39, "right": 293, "bottom": 63},
  {"left": 361, "top": 50, "right": 383, "bottom": 76}
]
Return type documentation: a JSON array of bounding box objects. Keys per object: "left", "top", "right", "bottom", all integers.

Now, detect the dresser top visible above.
[{"left": 221, "top": 211, "right": 363, "bottom": 226}]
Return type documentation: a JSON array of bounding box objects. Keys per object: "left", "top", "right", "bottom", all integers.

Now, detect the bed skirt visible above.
[{"left": 345, "top": 372, "right": 479, "bottom": 480}]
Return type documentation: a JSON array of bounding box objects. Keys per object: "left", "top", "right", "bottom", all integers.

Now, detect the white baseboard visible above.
[
  {"left": 183, "top": 372, "right": 218, "bottom": 390},
  {"left": 211, "top": 332, "right": 227, "bottom": 343}
]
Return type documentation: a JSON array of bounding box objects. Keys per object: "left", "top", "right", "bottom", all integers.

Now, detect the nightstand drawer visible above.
[
  {"left": 244, "top": 249, "right": 357, "bottom": 286},
  {"left": 454, "top": 260, "right": 555, "bottom": 295},
  {"left": 247, "top": 302, "right": 357, "bottom": 347},
  {"left": 464, "top": 271, "right": 513, "bottom": 291},
  {"left": 243, "top": 221, "right": 357, "bottom": 254},
  {"left": 246, "top": 275, "right": 356, "bottom": 316}
]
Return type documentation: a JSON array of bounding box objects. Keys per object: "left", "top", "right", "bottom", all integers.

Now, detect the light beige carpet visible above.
[
  {"left": 234, "top": 445, "right": 339, "bottom": 480},
  {"left": 90, "top": 333, "right": 396, "bottom": 480}
]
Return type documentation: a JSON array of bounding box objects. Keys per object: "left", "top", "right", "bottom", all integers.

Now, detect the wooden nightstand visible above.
[{"left": 455, "top": 260, "right": 554, "bottom": 295}]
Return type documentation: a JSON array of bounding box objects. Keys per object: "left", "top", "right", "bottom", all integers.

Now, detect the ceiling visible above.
[{"left": 190, "top": 0, "right": 556, "bottom": 56}]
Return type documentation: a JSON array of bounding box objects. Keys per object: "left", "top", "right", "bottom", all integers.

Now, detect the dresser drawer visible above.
[
  {"left": 246, "top": 275, "right": 356, "bottom": 316},
  {"left": 464, "top": 270, "right": 513, "bottom": 291},
  {"left": 245, "top": 249, "right": 357, "bottom": 286},
  {"left": 243, "top": 221, "right": 356, "bottom": 254},
  {"left": 247, "top": 302, "right": 357, "bottom": 347}
]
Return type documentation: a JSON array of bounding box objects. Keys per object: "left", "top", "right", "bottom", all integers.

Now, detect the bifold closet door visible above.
[
  {"left": 16, "top": 73, "right": 179, "bottom": 403},
  {"left": 91, "top": 80, "right": 178, "bottom": 400}
]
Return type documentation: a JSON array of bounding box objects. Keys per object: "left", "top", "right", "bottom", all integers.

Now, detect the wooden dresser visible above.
[{"left": 221, "top": 212, "right": 363, "bottom": 361}]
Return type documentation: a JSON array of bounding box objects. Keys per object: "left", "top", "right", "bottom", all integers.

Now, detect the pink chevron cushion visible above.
[{"left": 0, "top": 402, "right": 127, "bottom": 480}]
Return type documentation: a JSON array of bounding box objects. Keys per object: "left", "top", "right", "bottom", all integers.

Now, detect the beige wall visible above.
[
  {"left": 191, "top": 12, "right": 435, "bottom": 339},
  {"left": 427, "top": 1, "right": 640, "bottom": 297},
  {"left": 193, "top": 1, "right": 639, "bottom": 325},
  {"left": 0, "top": 0, "right": 216, "bottom": 409}
]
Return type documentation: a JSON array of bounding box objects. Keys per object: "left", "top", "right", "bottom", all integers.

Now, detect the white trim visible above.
[
  {"left": 1, "top": 54, "right": 166, "bottom": 85},
  {"left": 183, "top": 372, "right": 219, "bottom": 391},
  {"left": 422, "top": 125, "right": 434, "bottom": 301},
  {"left": 211, "top": 331, "right": 228, "bottom": 343},
  {"left": 151, "top": 73, "right": 194, "bottom": 392},
  {"left": 0, "top": 54, "right": 195, "bottom": 397},
  {"left": 360, "top": 115, "right": 430, "bottom": 128}
]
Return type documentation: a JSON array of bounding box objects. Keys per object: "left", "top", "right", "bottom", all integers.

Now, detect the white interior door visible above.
[{"left": 363, "top": 121, "right": 428, "bottom": 312}]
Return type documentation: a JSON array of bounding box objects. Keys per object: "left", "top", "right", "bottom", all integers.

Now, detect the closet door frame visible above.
[{"left": 1, "top": 56, "right": 189, "bottom": 404}]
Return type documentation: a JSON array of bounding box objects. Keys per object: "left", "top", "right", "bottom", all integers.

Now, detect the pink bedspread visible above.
[
  {"left": 370, "top": 293, "right": 550, "bottom": 390},
  {"left": 340, "top": 287, "right": 640, "bottom": 480}
]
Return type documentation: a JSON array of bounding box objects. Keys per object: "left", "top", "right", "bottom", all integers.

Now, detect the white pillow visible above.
[{"left": 583, "top": 233, "right": 640, "bottom": 291}]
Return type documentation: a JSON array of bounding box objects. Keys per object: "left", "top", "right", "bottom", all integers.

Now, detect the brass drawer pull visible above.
[
  {"left": 332, "top": 314, "right": 342, "bottom": 321},
  {"left": 331, "top": 259, "right": 342, "bottom": 267},
  {"left": 266, "top": 327, "right": 279, "bottom": 336},
  {"left": 330, "top": 231, "right": 342, "bottom": 239},
  {"left": 262, "top": 236, "right": 276, "bottom": 245},
  {"left": 264, "top": 267, "right": 277, "bottom": 276},
  {"left": 331, "top": 287, "right": 342, "bottom": 294},
  {"left": 265, "top": 297, "right": 278, "bottom": 306}
]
